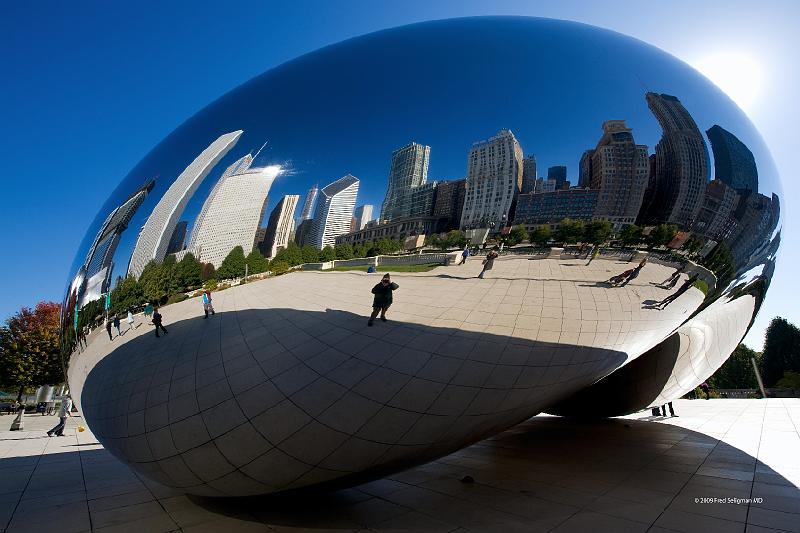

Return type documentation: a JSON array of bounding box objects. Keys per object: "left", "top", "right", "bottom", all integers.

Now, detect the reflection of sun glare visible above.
[{"left": 692, "top": 52, "right": 762, "bottom": 113}]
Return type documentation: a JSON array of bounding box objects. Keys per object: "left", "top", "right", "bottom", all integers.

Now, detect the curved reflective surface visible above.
[{"left": 61, "top": 17, "right": 782, "bottom": 496}]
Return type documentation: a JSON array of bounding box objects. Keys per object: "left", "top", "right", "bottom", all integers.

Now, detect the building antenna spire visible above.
[{"left": 253, "top": 140, "right": 269, "bottom": 161}]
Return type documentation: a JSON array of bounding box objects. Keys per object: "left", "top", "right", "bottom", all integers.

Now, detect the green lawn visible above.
[{"left": 326, "top": 263, "right": 442, "bottom": 272}]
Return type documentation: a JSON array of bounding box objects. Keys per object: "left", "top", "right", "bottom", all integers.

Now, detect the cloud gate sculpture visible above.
[{"left": 61, "top": 17, "right": 782, "bottom": 497}]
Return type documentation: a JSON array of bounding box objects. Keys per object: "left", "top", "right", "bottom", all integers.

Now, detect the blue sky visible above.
[{"left": 1, "top": 0, "right": 797, "bottom": 350}]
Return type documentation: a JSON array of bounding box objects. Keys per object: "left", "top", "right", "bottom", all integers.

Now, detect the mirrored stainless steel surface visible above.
[{"left": 60, "top": 17, "right": 782, "bottom": 496}]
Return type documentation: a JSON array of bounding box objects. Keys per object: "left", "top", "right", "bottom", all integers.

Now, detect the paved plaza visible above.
[{"left": 1, "top": 399, "right": 798, "bottom": 532}]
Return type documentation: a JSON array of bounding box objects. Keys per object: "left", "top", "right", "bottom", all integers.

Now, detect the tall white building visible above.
[
  {"left": 298, "top": 185, "right": 319, "bottom": 221},
  {"left": 353, "top": 204, "right": 374, "bottom": 231},
  {"left": 262, "top": 195, "right": 300, "bottom": 257},
  {"left": 460, "top": 129, "right": 523, "bottom": 229},
  {"left": 188, "top": 165, "right": 281, "bottom": 267},
  {"left": 309, "top": 175, "right": 359, "bottom": 249},
  {"left": 128, "top": 130, "right": 242, "bottom": 277}
]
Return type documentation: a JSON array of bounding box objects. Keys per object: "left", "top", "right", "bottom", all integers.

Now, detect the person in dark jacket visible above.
[
  {"left": 655, "top": 275, "right": 699, "bottom": 309},
  {"left": 368, "top": 274, "right": 399, "bottom": 326},
  {"left": 152, "top": 308, "right": 168, "bottom": 337},
  {"left": 478, "top": 250, "right": 499, "bottom": 279},
  {"left": 105, "top": 317, "right": 113, "bottom": 340}
]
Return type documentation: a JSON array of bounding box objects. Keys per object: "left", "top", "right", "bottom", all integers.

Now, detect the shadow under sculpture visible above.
[{"left": 79, "top": 308, "right": 628, "bottom": 497}]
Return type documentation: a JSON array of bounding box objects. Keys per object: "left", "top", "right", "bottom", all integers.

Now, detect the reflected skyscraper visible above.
[
  {"left": 694, "top": 180, "right": 740, "bottom": 241},
  {"left": 309, "top": 174, "right": 359, "bottom": 249},
  {"left": 166, "top": 221, "right": 187, "bottom": 255},
  {"left": 706, "top": 125, "right": 758, "bottom": 193},
  {"left": 127, "top": 130, "right": 243, "bottom": 277},
  {"left": 461, "top": 129, "right": 523, "bottom": 229},
  {"left": 188, "top": 165, "right": 280, "bottom": 267},
  {"left": 80, "top": 179, "right": 154, "bottom": 306},
  {"left": 547, "top": 165, "right": 569, "bottom": 190},
  {"left": 640, "top": 93, "right": 708, "bottom": 228},
  {"left": 380, "top": 142, "right": 430, "bottom": 221},
  {"left": 587, "top": 120, "right": 649, "bottom": 228},
  {"left": 353, "top": 204, "right": 374, "bottom": 231},
  {"left": 522, "top": 155, "right": 537, "bottom": 194},
  {"left": 299, "top": 184, "right": 319, "bottom": 221},
  {"left": 262, "top": 195, "right": 300, "bottom": 258}
]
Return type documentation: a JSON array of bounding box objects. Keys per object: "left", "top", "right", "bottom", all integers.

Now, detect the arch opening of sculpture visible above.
[{"left": 61, "top": 17, "right": 781, "bottom": 497}]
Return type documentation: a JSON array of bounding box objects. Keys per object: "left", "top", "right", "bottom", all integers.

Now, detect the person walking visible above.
[
  {"left": 620, "top": 256, "right": 648, "bottom": 286},
  {"left": 152, "top": 308, "right": 168, "bottom": 337},
  {"left": 458, "top": 245, "right": 470, "bottom": 265},
  {"left": 659, "top": 263, "right": 688, "bottom": 288},
  {"left": 586, "top": 244, "right": 600, "bottom": 265},
  {"left": 368, "top": 274, "right": 399, "bottom": 327},
  {"left": 105, "top": 317, "right": 113, "bottom": 340},
  {"left": 126, "top": 309, "right": 135, "bottom": 332},
  {"left": 655, "top": 275, "right": 699, "bottom": 309},
  {"left": 202, "top": 290, "right": 215, "bottom": 318},
  {"left": 113, "top": 313, "right": 121, "bottom": 337},
  {"left": 47, "top": 395, "right": 73, "bottom": 437},
  {"left": 478, "top": 250, "right": 499, "bottom": 279},
  {"left": 661, "top": 402, "right": 676, "bottom": 417}
]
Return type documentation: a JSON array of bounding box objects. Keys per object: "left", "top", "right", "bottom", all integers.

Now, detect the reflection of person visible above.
[
  {"left": 113, "top": 314, "right": 121, "bottom": 336},
  {"left": 620, "top": 257, "right": 647, "bottom": 286},
  {"left": 47, "top": 395, "right": 73, "bottom": 437},
  {"left": 152, "top": 308, "right": 168, "bottom": 337},
  {"left": 661, "top": 402, "right": 676, "bottom": 417},
  {"left": 586, "top": 245, "right": 599, "bottom": 265},
  {"left": 202, "top": 290, "right": 215, "bottom": 318},
  {"left": 660, "top": 262, "right": 688, "bottom": 289},
  {"left": 607, "top": 269, "right": 633, "bottom": 286},
  {"left": 478, "top": 250, "right": 499, "bottom": 279},
  {"left": 105, "top": 318, "right": 113, "bottom": 340},
  {"left": 126, "top": 310, "right": 135, "bottom": 331},
  {"left": 458, "top": 246, "right": 470, "bottom": 265},
  {"left": 368, "top": 274, "right": 399, "bottom": 327},
  {"left": 656, "top": 275, "right": 699, "bottom": 309}
]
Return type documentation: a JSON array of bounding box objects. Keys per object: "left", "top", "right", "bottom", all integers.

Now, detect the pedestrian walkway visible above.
[{"left": 1, "top": 399, "right": 797, "bottom": 532}]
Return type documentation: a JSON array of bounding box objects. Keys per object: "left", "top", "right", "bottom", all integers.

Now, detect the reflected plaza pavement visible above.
[{"left": 2, "top": 398, "right": 798, "bottom": 532}]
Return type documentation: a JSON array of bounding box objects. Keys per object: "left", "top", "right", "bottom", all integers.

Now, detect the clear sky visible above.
[{"left": 1, "top": 0, "right": 797, "bottom": 350}]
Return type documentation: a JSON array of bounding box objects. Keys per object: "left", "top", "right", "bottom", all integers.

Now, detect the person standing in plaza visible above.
[
  {"left": 700, "top": 382, "right": 710, "bottom": 399},
  {"left": 586, "top": 244, "right": 600, "bottom": 265},
  {"left": 368, "top": 274, "right": 399, "bottom": 326},
  {"left": 152, "top": 308, "right": 168, "bottom": 337},
  {"left": 458, "top": 245, "right": 470, "bottom": 265},
  {"left": 105, "top": 317, "right": 113, "bottom": 340},
  {"left": 202, "top": 290, "right": 215, "bottom": 318},
  {"left": 620, "top": 256, "right": 648, "bottom": 286},
  {"left": 661, "top": 402, "right": 676, "bottom": 417},
  {"left": 655, "top": 275, "right": 699, "bottom": 309},
  {"left": 478, "top": 250, "right": 499, "bottom": 279},
  {"left": 112, "top": 313, "right": 121, "bottom": 336},
  {"left": 126, "top": 309, "right": 135, "bottom": 331},
  {"left": 47, "top": 395, "right": 73, "bottom": 437}
]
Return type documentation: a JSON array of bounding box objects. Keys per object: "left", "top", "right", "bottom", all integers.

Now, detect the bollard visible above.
[{"left": 10, "top": 407, "right": 25, "bottom": 431}]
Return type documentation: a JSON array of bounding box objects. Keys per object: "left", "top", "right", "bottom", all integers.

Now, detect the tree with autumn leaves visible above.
[{"left": 0, "top": 301, "right": 63, "bottom": 403}]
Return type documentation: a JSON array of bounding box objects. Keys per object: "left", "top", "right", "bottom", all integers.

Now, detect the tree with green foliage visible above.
[
  {"left": 110, "top": 276, "right": 143, "bottom": 314},
  {"left": 245, "top": 249, "right": 269, "bottom": 275},
  {"left": 301, "top": 244, "right": 321, "bottom": 264},
  {"left": 556, "top": 218, "right": 585, "bottom": 244},
  {"left": 500, "top": 225, "right": 528, "bottom": 247},
  {"left": 320, "top": 245, "right": 336, "bottom": 262},
  {"left": 217, "top": 246, "right": 246, "bottom": 279},
  {"left": 648, "top": 224, "right": 678, "bottom": 248},
  {"left": 776, "top": 371, "right": 800, "bottom": 391},
  {"left": 335, "top": 243, "right": 354, "bottom": 260},
  {"left": 583, "top": 220, "right": 612, "bottom": 245},
  {"left": 174, "top": 253, "right": 203, "bottom": 291},
  {"left": 709, "top": 344, "right": 761, "bottom": 389},
  {"left": 201, "top": 262, "right": 216, "bottom": 281},
  {"left": 352, "top": 243, "right": 366, "bottom": 258},
  {"left": 701, "top": 242, "right": 735, "bottom": 288},
  {"left": 761, "top": 317, "right": 800, "bottom": 387},
  {"left": 683, "top": 236, "right": 704, "bottom": 256},
  {"left": 274, "top": 242, "right": 304, "bottom": 266},
  {"left": 529, "top": 225, "right": 551, "bottom": 245},
  {"left": 0, "top": 302, "right": 63, "bottom": 403},
  {"left": 619, "top": 224, "right": 643, "bottom": 246},
  {"left": 139, "top": 260, "right": 170, "bottom": 305},
  {"left": 269, "top": 260, "right": 289, "bottom": 275}
]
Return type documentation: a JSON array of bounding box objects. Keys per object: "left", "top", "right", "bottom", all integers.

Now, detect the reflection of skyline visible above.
[{"left": 127, "top": 130, "right": 243, "bottom": 277}]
